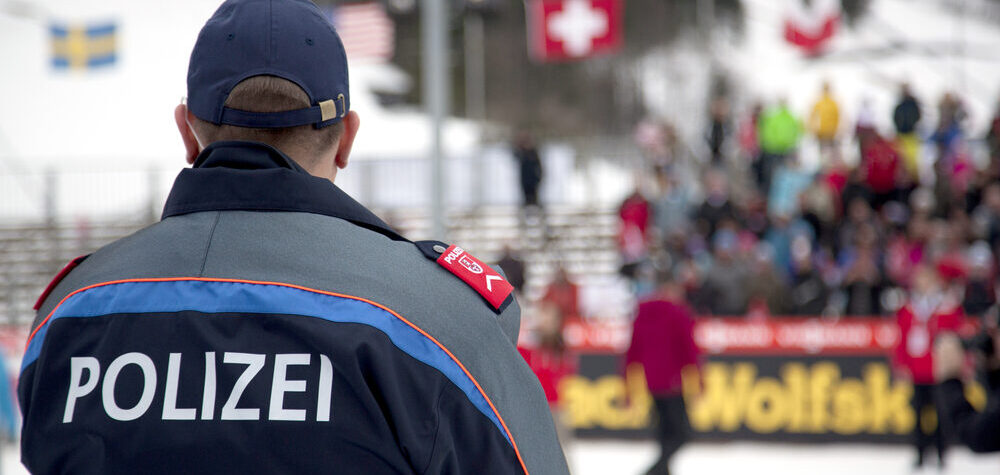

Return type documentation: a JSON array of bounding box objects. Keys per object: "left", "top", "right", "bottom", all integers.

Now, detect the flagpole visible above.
[
  {"left": 464, "top": 10, "right": 487, "bottom": 207},
  {"left": 423, "top": 0, "right": 449, "bottom": 240},
  {"left": 464, "top": 12, "right": 486, "bottom": 123}
]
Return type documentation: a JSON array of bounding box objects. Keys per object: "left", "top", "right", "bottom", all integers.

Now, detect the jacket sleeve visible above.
[
  {"left": 893, "top": 309, "right": 910, "bottom": 374},
  {"left": 937, "top": 378, "right": 1000, "bottom": 453},
  {"left": 421, "top": 384, "right": 528, "bottom": 474},
  {"left": 681, "top": 309, "right": 701, "bottom": 368}
]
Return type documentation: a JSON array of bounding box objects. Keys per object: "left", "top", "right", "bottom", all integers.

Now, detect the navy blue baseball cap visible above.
[{"left": 186, "top": 0, "right": 349, "bottom": 129}]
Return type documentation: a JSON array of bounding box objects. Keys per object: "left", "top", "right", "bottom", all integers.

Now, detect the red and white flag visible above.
[
  {"left": 526, "top": 0, "right": 623, "bottom": 62},
  {"left": 328, "top": 2, "right": 395, "bottom": 63},
  {"left": 783, "top": 0, "right": 840, "bottom": 56}
]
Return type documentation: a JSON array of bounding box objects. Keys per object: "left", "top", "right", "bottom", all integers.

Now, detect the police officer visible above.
[{"left": 18, "top": 1, "right": 569, "bottom": 474}]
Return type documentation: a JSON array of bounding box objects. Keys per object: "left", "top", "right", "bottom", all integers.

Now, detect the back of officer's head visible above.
[
  {"left": 188, "top": 76, "right": 344, "bottom": 163},
  {"left": 176, "top": 0, "right": 359, "bottom": 178}
]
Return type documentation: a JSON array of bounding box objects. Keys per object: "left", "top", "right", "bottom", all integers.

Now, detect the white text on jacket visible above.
[{"left": 63, "top": 352, "right": 334, "bottom": 423}]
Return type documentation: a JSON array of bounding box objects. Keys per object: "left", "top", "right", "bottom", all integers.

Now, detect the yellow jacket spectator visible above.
[{"left": 809, "top": 83, "right": 840, "bottom": 143}]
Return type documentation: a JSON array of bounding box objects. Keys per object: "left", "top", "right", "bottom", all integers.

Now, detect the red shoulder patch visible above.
[
  {"left": 436, "top": 245, "right": 513, "bottom": 311},
  {"left": 34, "top": 255, "right": 89, "bottom": 310}
]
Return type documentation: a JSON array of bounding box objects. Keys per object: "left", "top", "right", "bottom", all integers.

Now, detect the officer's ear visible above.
[
  {"left": 334, "top": 110, "right": 360, "bottom": 170},
  {"left": 174, "top": 104, "right": 202, "bottom": 165}
]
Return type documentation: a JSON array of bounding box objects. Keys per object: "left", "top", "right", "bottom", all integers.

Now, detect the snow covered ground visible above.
[
  {"left": 2, "top": 440, "right": 997, "bottom": 474},
  {"left": 565, "top": 440, "right": 1000, "bottom": 475}
]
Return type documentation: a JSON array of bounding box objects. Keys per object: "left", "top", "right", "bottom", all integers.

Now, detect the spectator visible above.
[
  {"left": 971, "top": 183, "right": 1000, "bottom": 251},
  {"left": 893, "top": 83, "right": 922, "bottom": 135},
  {"left": 933, "top": 215, "right": 972, "bottom": 285},
  {"left": 885, "top": 215, "right": 930, "bottom": 288},
  {"left": 696, "top": 229, "right": 749, "bottom": 316},
  {"left": 758, "top": 99, "right": 802, "bottom": 190},
  {"left": 839, "top": 224, "right": 885, "bottom": 316},
  {"left": 0, "top": 350, "right": 16, "bottom": 441},
  {"left": 789, "top": 236, "right": 829, "bottom": 315},
  {"left": 764, "top": 213, "right": 813, "bottom": 278},
  {"left": 986, "top": 98, "right": 1000, "bottom": 171},
  {"left": 652, "top": 168, "right": 692, "bottom": 246},
  {"left": 854, "top": 97, "right": 877, "bottom": 159},
  {"left": 706, "top": 96, "right": 730, "bottom": 165},
  {"left": 496, "top": 244, "right": 527, "bottom": 295},
  {"left": 745, "top": 244, "right": 789, "bottom": 316},
  {"left": 894, "top": 265, "right": 964, "bottom": 469},
  {"left": 800, "top": 172, "right": 838, "bottom": 248},
  {"left": 839, "top": 168, "right": 875, "bottom": 225},
  {"left": 962, "top": 242, "right": 996, "bottom": 317},
  {"left": 893, "top": 83, "right": 923, "bottom": 182},
  {"left": 625, "top": 268, "right": 700, "bottom": 475},
  {"left": 837, "top": 197, "right": 881, "bottom": 256},
  {"left": 808, "top": 81, "right": 840, "bottom": 160},
  {"left": 768, "top": 155, "right": 813, "bottom": 218},
  {"left": 619, "top": 188, "right": 652, "bottom": 279},
  {"left": 693, "top": 169, "right": 739, "bottom": 240},
  {"left": 541, "top": 265, "right": 581, "bottom": 324},
  {"left": 934, "top": 324, "right": 1000, "bottom": 454},
  {"left": 514, "top": 131, "right": 544, "bottom": 213},
  {"left": 859, "top": 131, "right": 902, "bottom": 209},
  {"left": 931, "top": 92, "right": 966, "bottom": 161},
  {"left": 739, "top": 103, "right": 766, "bottom": 190}
]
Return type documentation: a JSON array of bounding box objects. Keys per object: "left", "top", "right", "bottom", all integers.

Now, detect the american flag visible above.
[{"left": 328, "top": 2, "right": 395, "bottom": 63}]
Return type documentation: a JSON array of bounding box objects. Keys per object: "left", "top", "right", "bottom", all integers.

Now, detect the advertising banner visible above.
[{"left": 545, "top": 318, "right": 985, "bottom": 442}]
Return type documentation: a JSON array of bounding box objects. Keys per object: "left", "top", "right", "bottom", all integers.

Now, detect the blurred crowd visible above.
[{"left": 618, "top": 83, "right": 1000, "bottom": 320}]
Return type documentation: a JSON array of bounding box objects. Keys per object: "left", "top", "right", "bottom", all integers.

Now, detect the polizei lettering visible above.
[{"left": 63, "top": 352, "right": 334, "bottom": 423}]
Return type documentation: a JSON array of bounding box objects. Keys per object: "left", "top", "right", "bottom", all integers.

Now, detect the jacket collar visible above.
[{"left": 162, "top": 141, "right": 405, "bottom": 241}]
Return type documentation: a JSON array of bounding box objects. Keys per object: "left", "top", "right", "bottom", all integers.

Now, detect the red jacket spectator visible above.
[
  {"left": 862, "top": 135, "right": 901, "bottom": 194},
  {"left": 894, "top": 299, "right": 964, "bottom": 385},
  {"left": 618, "top": 190, "right": 651, "bottom": 262},
  {"left": 625, "top": 296, "right": 700, "bottom": 396},
  {"left": 541, "top": 267, "right": 580, "bottom": 322},
  {"left": 518, "top": 346, "right": 577, "bottom": 406}
]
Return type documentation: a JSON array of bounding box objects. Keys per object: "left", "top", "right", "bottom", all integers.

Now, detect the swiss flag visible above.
[{"left": 526, "top": 0, "right": 623, "bottom": 62}]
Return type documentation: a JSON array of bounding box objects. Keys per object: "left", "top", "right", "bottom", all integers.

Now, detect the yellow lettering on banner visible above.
[
  {"left": 623, "top": 365, "right": 653, "bottom": 428},
  {"left": 745, "top": 378, "right": 787, "bottom": 433},
  {"left": 595, "top": 377, "right": 628, "bottom": 429},
  {"left": 832, "top": 380, "right": 867, "bottom": 434},
  {"left": 559, "top": 360, "right": 989, "bottom": 436},
  {"left": 808, "top": 362, "right": 838, "bottom": 432},
  {"left": 560, "top": 376, "right": 595, "bottom": 428},
  {"left": 559, "top": 373, "right": 650, "bottom": 430},
  {"left": 688, "top": 363, "right": 755, "bottom": 432},
  {"left": 781, "top": 363, "right": 808, "bottom": 432},
  {"left": 865, "top": 364, "right": 913, "bottom": 434}
]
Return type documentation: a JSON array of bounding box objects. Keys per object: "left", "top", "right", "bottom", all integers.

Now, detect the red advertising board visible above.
[{"left": 560, "top": 317, "right": 979, "bottom": 356}]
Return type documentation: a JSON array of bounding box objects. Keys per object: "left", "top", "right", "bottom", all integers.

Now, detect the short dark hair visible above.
[{"left": 192, "top": 75, "right": 344, "bottom": 164}]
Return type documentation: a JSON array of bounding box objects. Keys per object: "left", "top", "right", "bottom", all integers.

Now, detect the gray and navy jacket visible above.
[{"left": 19, "top": 141, "right": 569, "bottom": 475}]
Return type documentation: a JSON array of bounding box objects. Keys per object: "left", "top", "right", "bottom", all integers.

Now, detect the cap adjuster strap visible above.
[
  {"left": 219, "top": 95, "right": 347, "bottom": 128},
  {"left": 319, "top": 99, "right": 337, "bottom": 122}
]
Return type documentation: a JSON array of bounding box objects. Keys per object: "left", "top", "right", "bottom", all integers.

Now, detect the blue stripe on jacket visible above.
[{"left": 23, "top": 279, "right": 508, "bottom": 443}]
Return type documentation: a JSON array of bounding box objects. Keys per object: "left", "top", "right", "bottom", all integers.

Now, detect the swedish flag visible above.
[{"left": 50, "top": 22, "right": 117, "bottom": 70}]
